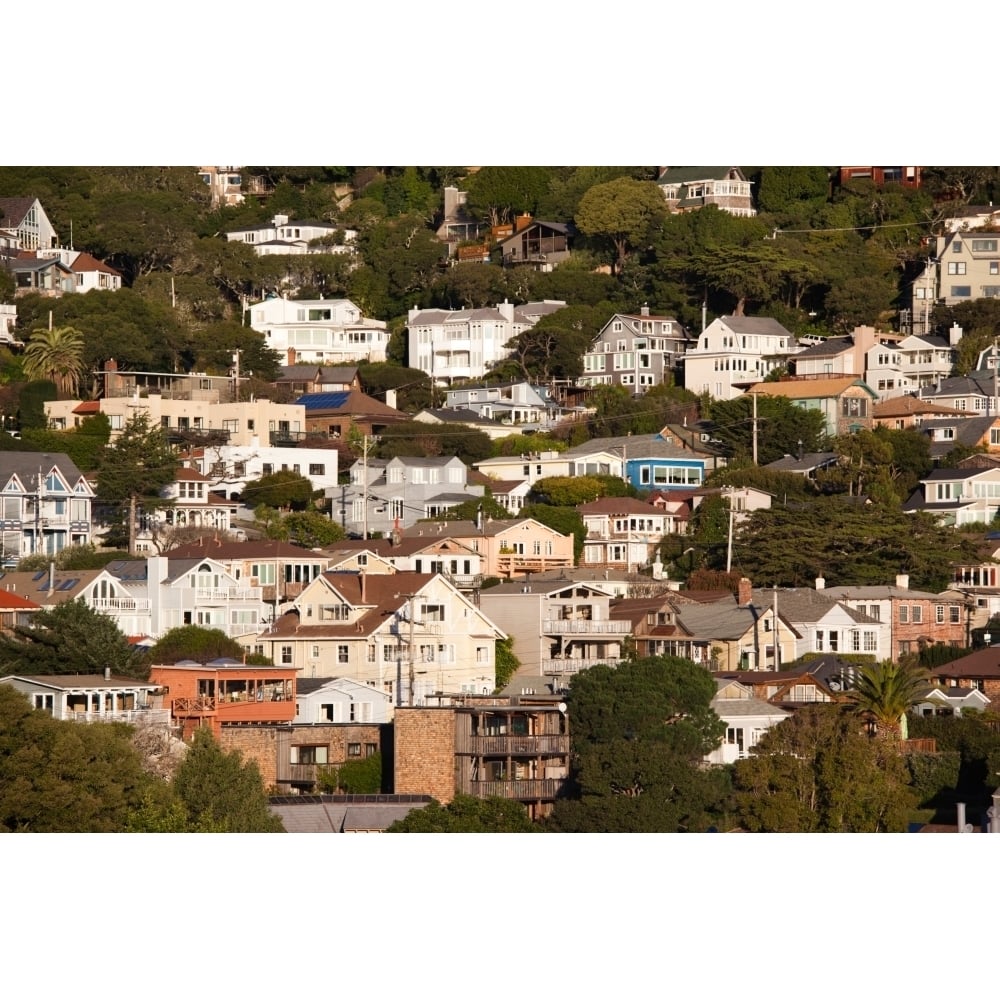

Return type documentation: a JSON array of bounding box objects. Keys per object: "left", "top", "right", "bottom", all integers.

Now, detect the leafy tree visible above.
[
  {"left": 95, "top": 412, "right": 179, "bottom": 554},
  {"left": 531, "top": 475, "right": 606, "bottom": 507},
  {"left": 242, "top": 470, "right": 315, "bottom": 510},
  {"left": 909, "top": 713, "right": 1000, "bottom": 799},
  {"left": 172, "top": 728, "right": 284, "bottom": 832},
  {"left": 731, "top": 705, "right": 916, "bottom": 832},
  {"left": 262, "top": 509, "right": 346, "bottom": 547},
  {"left": 356, "top": 362, "right": 437, "bottom": 413},
  {"left": 755, "top": 166, "right": 831, "bottom": 216},
  {"left": 16, "top": 380, "right": 57, "bottom": 430},
  {"left": 703, "top": 392, "right": 828, "bottom": 465},
  {"left": 465, "top": 167, "right": 552, "bottom": 226},
  {"left": 494, "top": 636, "right": 520, "bottom": 692},
  {"left": 188, "top": 320, "right": 283, "bottom": 383},
  {"left": 375, "top": 421, "right": 493, "bottom": 465},
  {"left": 15, "top": 543, "right": 130, "bottom": 572},
  {"left": 0, "top": 599, "right": 147, "bottom": 679},
  {"left": 732, "top": 497, "right": 981, "bottom": 590},
  {"left": 146, "top": 626, "right": 270, "bottom": 666},
  {"left": 318, "top": 752, "right": 383, "bottom": 794},
  {"left": 846, "top": 660, "right": 929, "bottom": 740},
  {"left": 0, "top": 685, "right": 164, "bottom": 832},
  {"left": 386, "top": 794, "right": 537, "bottom": 832},
  {"left": 21, "top": 326, "right": 86, "bottom": 398},
  {"left": 551, "top": 657, "right": 729, "bottom": 832},
  {"left": 575, "top": 177, "right": 666, "bottom": 275}
]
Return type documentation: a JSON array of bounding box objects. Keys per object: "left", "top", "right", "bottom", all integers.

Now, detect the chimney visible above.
[
  {"left": 640, "top": 303, "right": 650, "bottom": 317},
  {"left": 385, "top": 388, "right": 397, "bottom": 409},
  {"left": 287, "top": 347, "right": 297, "bottom": 365},
  {"left": 895, "top": 574, "right": 909, "bottom": 590},
  {"left": 949, "top": 322, "right": 964, "bottom": 347},
  {"left": 815, "top": 576, "right": 826, "bottom": 590},
  {"left": 738, "top": 577, "right": 752, "bottom": 606},
  {"left": 104, "top": 666, "right": 111, "bottom": 681}
]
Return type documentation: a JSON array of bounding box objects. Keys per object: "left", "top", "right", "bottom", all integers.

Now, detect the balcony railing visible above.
[
  {"left": 470, "top": 779, "right": 562, "bottom": 800},
  {"left": 67, "top": 708, "right": 172, "bottom": 726},
  {"left": 542, "top": 619, "right": 630, "bottom": 634},
  {"left": 541, "top": 656, "right": 621, "bottom": 674},
  {"left": 92, "top": 597, "right": 152, "bottom": 612},
  {"left": 463, "top": 734, "right": 570, "bottom": 755},
  {"left": 195, "top": 586, "right": 262, "bottom": 601}
]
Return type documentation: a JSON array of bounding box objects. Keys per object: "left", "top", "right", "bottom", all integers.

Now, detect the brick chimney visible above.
[{"left": 738, "top": 577, "right": 752, "bottom": 606}]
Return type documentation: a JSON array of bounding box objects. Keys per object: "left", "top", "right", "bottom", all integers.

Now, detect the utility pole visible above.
[
  {"left": 751, "top": 390, "right": 759, "bottom": 465},
  {"left": 726, "top": 486, "right": 735, "bottom": 574},
  {"left": 408, "top": 594, "right": 416, "bottom": 707},
  {"left": 361, "top": 434, "right": 371, "bottom": 541}
]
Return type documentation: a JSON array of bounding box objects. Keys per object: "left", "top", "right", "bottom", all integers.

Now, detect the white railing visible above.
[
  {"left": 195, "top": 587, "right": 262, "bottom": 601},
  {"left": 541, "top": 656, "right": 622, "bottom": 674},
  {"left": 66, "top": 708, "right": 172, "bottom": 726},
  {"left": 91, "top": 597, "right": 152, "bottom": 612},
  {"left": 543, "top": 619, "right": 630, "bottom": 634}
]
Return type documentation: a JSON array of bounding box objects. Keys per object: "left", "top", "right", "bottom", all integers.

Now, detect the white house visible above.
[
  {"left": 185, "top": 442, "right": 338, "bottom": 499},
  {"left": 226, "top": 214, "right": 355, "bottom": 256},
  {"left": 407, "top": 299, "right": 566, "bottom": 384},
  {"left": 293, "top": 676, "right": 393, "bottom": 725},
  {"left": 683, "top": 316, "right": 798, "bottom": 400},
  {"left": 0, "top": 673, "right": 169, "bottom": 726},
  {"left": 246, "top": 296, "right": 389, "bottom": 365},
  {"left": 706, "top": 679, "right": 790, "bottom": 765}
]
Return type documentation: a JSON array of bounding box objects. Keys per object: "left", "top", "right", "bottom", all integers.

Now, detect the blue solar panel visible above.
[{"left": 298, "top": 392, "right": 351, "bottom": 410}]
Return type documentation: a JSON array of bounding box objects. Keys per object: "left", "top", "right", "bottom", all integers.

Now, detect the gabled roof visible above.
[
  {"left": 0, "top": 674, "right": 158, "bottom": 691},
  {"left": 0, "top": 197, "right": 38, "bottom": 228},
  {"left": 165, "top": 539, "right": 329, "bottom": 561},
  {"left": 276, "top": 365, "right": 359, "bottom": 384},
  {"left": 69, "top": 251, "right": 121, "bottom": 276},
  {"left": 873, "top": 396, "right": 963, "bottom": 418},
  {"left": 710, "top": 315, "right": 793, "bottom": 339},
  {"left": 657, "top": 167, "right": 748, "bottom": 185},
  {"left": 297, "top": 389, "right": 405, "bottom": 419},
  {"left": 577, "top": 497, "right": 666, "bottom": 516}
]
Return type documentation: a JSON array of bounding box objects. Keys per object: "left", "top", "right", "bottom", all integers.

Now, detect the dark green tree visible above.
[
  {"left": 519, "top": 504, "right": 586, "bottom": 562},
  {"left": 95, "top": 412, "right": 179, "bottom": 554},
  {"left": 0, "top": 599, "right": 147, "bottom": 679},
  {"left": 551, "top": 657, "right": 729, "bottom": 832},
  {"left": 172, "top": 728, "right": 284, "bottom": 832},
  {"left": 731, "top": 705, "right": 916, "bottom": 832},
  {"left": 0, "top": 685, "right": 165, "bottom": 832},
  {"left": 263, "top": 509, "right": 346, "bottom": 547},
  {"left": 242, "top": 470, "right": 315, "bottom": 510},
  {"left": 145, "top": 626, "right": 270, "bottom": 666},
  {"left": 703, "top": 393, "right": 829, "bottom": 465},
  {"left": 465, "top": 167, "right": 552, "bottom": 225},
  {"left": 575, "top": 177, "right": 666, "bottom": 275},
  {"left": 386, "top": 794, "right": 537, "bottom": 832},
  {"left": 494, "top": 637, "right": 520, "bottom": 692}
]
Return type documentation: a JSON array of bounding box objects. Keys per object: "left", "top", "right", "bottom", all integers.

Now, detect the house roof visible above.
[
  {"left": 276, "top": 365, "right": 358, "bottom": 384},
  {"left": 577, "top": 497, "right": 666, "bottom": 515},
  {"left": 0, "top": 673, "right": 157, "bottom": 690},
  {"left": 69, "top": 251, "right": 121, "bottom": 276},
  {"left": 872, "top": 396, "right": 964, "bottom": 418},
  {"left": 747, "top": 377, "right": 877, "bottom": 400},
  {"left": 0, "top": 197, "right": 37, "bottom": 228},
  {"left": 0, "top": 569, "right": 108, "bottom": 603},
  {"left": 0, "top": 452, "right": 86, "bottom": 488},
  {"left": 165, "top": 539, "right": 329, "bottom": 560},
  {"left": 793, "top": 336, "right": 855, "bottom": 360},
  {"left": 658, "top": 167, "right": 747, "bottom": 185},
  {"left": 297, "top": 389, "right": 405, "bottom": 420},
  {"left": 0, "top": 589, "right": 41, "bottom": 610},
  {"left": 713, "top": 315, "right": 792, "bottom": 339},
  {"left": 268, "top": 795, "right": 431, "bottom": 833}
]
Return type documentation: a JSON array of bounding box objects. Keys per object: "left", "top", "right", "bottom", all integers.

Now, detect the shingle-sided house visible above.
[
  {"left": 656, "top": 167, "right": 756, "bottom": 217},
  {"left": 577, "top": 497, "right": 674, "bottom": 571},
  {"left": 0, "top": 673, "right": 168, "bottom": 726},
  {"left": 746, "top": 377, "right": 879, "bottom": 437},
  {"left": 578, "top": 307, "right": 692, "bottom": 393}
]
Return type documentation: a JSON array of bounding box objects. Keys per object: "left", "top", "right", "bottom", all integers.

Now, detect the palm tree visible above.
[
  {"left": 22, "top": 325, "right": 86, "bottom": 398},
  {"left": 847, "top": 660, "right": 929, "bottom": 741}
]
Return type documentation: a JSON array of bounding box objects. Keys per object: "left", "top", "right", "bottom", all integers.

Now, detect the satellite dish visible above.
[{"left": 557, "top": 702, "right": 568, "bottom": 713}]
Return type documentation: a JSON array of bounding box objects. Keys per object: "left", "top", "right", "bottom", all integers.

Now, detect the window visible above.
[
  {"left": 950, "top": 606, "right": 961, "bottom": 624},
  {"left": 992, "top": 262, "right": 1000, "bottom": 276},
  {"left": 899, "top": 606, "right": 908, "bottom": 623},
  {"left": 863, "top": 632, "right": 877, "bottom": 652},
  {"left": 338, "top": 644, "right": 349, "bottom": 664},
  {"left": 951, "top": 286, "right": 972, "bottom": 297},
  {"left": 347, "top": 743, "right": 362, "bottom": 757},
  {"left": 953, "top": 241, "right": 963, "bottom": 253},
  {"left": 365, "top": 743, "right": 378, "bottom": 757},
  {"left": 309, "top": 464, "right": 325, "bottom": 476},
  {"left": 947, "top": 261, "right": 967, "bottom": 275},
  {"left": 972, "top": 239, "right": 998, "bottom": 252},
  {"left": 423, "top": 603, "right": 445, "bottom": 622},
  {"left": 911, "top": 605, "right": 922, "bottom": 624},
  {"left": 280, "top": 645, "right": 293, "bottom": 664},
  {"left": 290, "top": 745, "right": 328, "bottom": 765},
  {"left": 262, "top": 463, "right": 274, "bottom": 476}
]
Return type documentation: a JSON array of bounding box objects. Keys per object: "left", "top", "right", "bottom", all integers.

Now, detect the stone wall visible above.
[{"left": 393, "top": 708, "right": 456, "bottom": 803}]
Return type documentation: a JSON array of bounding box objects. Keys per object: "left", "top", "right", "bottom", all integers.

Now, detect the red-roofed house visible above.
[
  {"left": 67, "top": 251, "right": 122, "bottom": 292},
  {"left": 0, "top": 587, "right": 41, "bottom": 634}
]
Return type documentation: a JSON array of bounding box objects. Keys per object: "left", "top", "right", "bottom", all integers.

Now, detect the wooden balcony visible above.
[
  {"left": 459, "top": 733, "right": 570, "bottom": 755},
  {"left": 541, "top": 656, "right": 621, "bottom": 674},
  {"left": 469, "top": 779, "right": 562, "bottom": 801},
  {"left": 543, "top": 619, "right": 631, "bottom": 635}
]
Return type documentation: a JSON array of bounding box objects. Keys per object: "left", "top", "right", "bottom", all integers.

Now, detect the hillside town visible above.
[{"left": 5, "top": 165, "right": 1000, "bottom": 833}]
